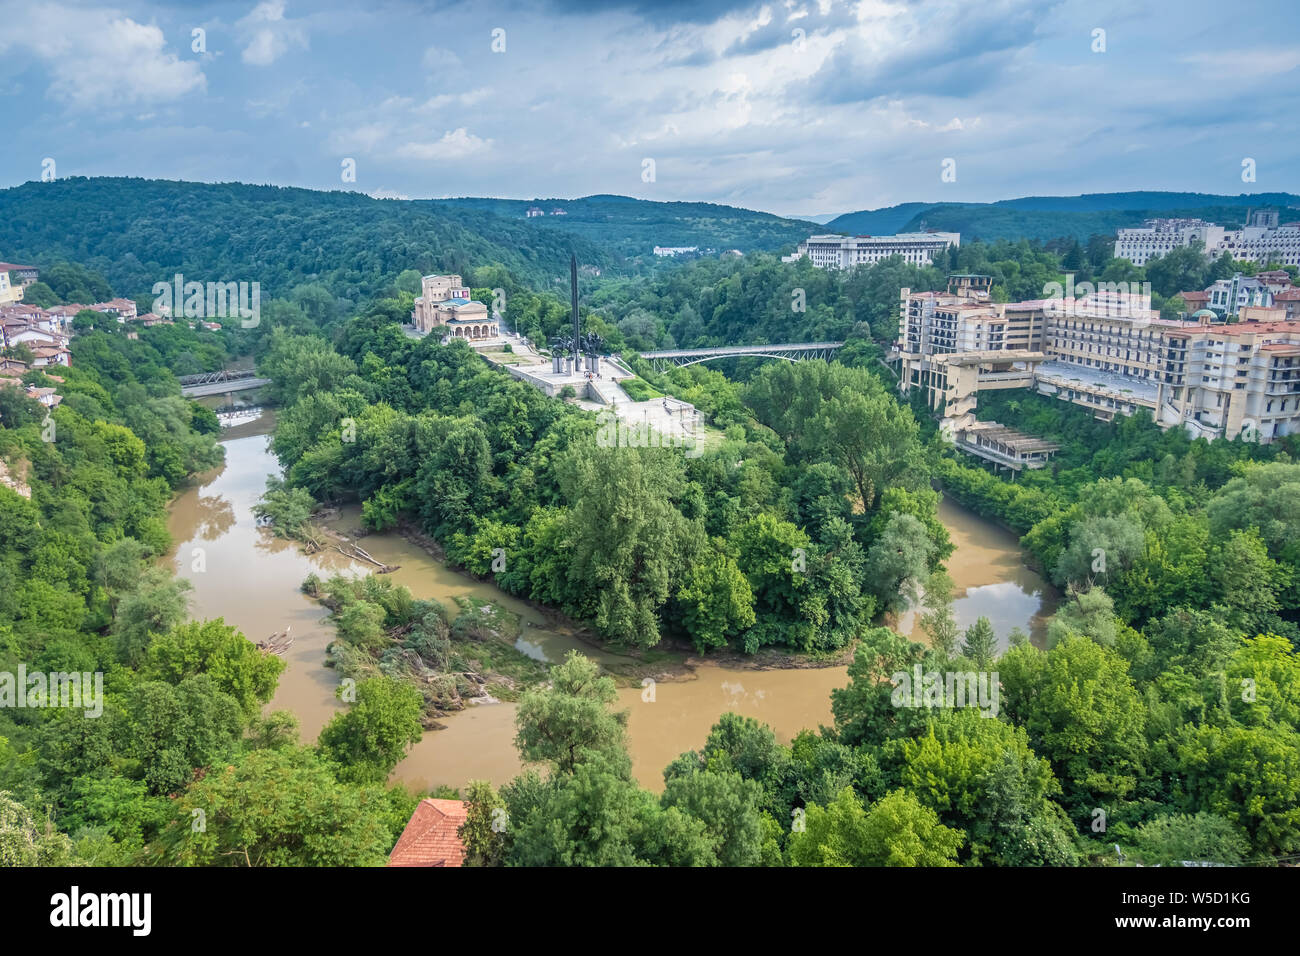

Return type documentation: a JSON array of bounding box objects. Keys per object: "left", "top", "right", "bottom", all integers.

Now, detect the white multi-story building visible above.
[
  {"left": 1113, "top": 219, "right": 1226, "bottom": 266},
  {"left": 1114, "top": 212, "right": 1300, "bottom": 267},
  {"left": 1217, "top": 223, "right": 1300, "bottom": 267},
  {"left": 896, "top": 275, "right": 1300, "bottom": 443},
  {"left": 653, "top": 246, "right": 699, "bottom": 257},
  {"left": 786, "top": 232, "right": 960, "bottom": 269}
]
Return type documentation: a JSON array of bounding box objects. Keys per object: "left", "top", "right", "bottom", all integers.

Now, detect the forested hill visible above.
[
  {"left": 0, "top": 177, "right": 617, "bottom": 302},
  {"left": 826, "top": 191, "right": 1300, "bottom": 242},
  {"left": 426, "top": 194, "right": 814, "bottom": 257}
]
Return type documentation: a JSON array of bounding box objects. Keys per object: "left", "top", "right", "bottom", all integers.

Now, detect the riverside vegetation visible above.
[{"left": 2, "top": 225, "right": 1298, "bottom": 865}]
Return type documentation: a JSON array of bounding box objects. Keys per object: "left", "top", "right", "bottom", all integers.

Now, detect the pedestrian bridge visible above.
[{"left": 638, "top": 341, "right": 843, "bottom": 371}]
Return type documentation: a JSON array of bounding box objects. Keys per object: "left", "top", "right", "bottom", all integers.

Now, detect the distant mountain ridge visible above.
[
  {"left": 5, "top": 180, "right": 1298, "bottom": 305},
  {"left": 0, "top": 177, "right": 618, "bottom": 300},
  {"left": 824, "top": 192, "right": 1300, "bottom": 243},
  {"left": 426, "top": 195, "right": 813, "bottom": 256}
]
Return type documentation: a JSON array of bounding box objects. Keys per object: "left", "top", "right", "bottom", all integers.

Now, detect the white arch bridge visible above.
[{"left": 638, "top": 341, "right": 844, "bottom": 372}]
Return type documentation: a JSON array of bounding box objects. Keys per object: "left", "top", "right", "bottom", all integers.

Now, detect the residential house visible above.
[
  {"left": 387, "top": 798, "right": 469, "bottom": 867},
  {"left": 0, "top": 262, "right": 40, "bottom": 287}
]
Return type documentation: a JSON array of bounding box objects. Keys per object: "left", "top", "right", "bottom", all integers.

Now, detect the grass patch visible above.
[{"left": 620, "top": 376, "right": 665, "bottom": 401}]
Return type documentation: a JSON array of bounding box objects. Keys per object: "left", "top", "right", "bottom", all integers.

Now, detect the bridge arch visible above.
[
  {"left": 671, "top": 352, "right": 804, "bottom": 369},
  {"left": 637, "top": 341, "right": 844, "bottom": 373}
]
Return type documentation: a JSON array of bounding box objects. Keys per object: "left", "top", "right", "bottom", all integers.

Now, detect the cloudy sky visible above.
[{"left": 1, "top": 0, "right": 1296, "bottom": 217}]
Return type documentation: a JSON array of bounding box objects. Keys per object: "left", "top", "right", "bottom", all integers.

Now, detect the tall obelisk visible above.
[{"left": 570, "top": 253, "right": 580, "bottom": 372}]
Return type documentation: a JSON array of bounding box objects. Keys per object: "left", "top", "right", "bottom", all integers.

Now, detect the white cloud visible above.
[
  {"left": 395, "top": 128, "right": 492, "bottom": 161},
  {"left": 421, "top": 46, "right": 463, "bottom": 70},
  {"left": 417, "top": 88, "right": 493, "bottom": 111},
  {"left": 0, "top": 5, "right": 205, "bottom": 110},
  {"left": 1180, "top": 48, "right": 1300, "bottom": 74},
  {"left": 238, "top": 1, "right": 309, "bottom": 66}
]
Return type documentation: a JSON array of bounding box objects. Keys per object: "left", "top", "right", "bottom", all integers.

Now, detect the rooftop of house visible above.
[{"left": 387, "top": 798, "right": 468, "bottom": 868}]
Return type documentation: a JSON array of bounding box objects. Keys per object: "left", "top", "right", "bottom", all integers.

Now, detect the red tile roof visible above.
[
  {"left": 1168, "top": 320, "right": 1300, "bottom": 339},
  {"left": 387, "top": 798, "right": 468, "bottom": 867}
]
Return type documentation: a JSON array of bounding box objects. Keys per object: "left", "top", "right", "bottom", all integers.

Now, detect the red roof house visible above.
[{"left": 387, "top": 798, "right": 468, "bottom": 867}]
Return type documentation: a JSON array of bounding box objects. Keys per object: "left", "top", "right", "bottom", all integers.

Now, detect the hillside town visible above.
[{"left": 0, "top": 262, "right": 239, "bottom": 414}]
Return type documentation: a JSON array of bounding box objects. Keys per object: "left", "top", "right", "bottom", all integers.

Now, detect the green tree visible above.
[
  {"left": 112, "top": 568, "right": 193, "bottom": 665},
  {"left": 831, "top": 627, "right": 932, "bottom": 747},
  {"left": 999, "top": 636, "right": 1147, "bottom": 812},
  {"left": 865, "top": 513, "right": 933, "bottom": 615},
  {"left": 558, "top": 444, "right": 692, "bottom": 648},
  {"left": 676, "top": 546, "right": 756, "bottom": 653},
  {"left": 514, "top": 652, "right": 629, "bottom": 776},
  {"left": 961, "top": 616, "right": 998, "bottom": 669},
  {"left": 125, "top": 675, "right": 244, "bottom": 795},
  {"left": 919, "top": 569, "right": 959, "bottom": 656},
  {"left": 661, "top": 768, "right": 764, "bottom": 867},
  {"left": 458, "top": 779, "right": 507, "bottom": 867},
  {"left": 788, "top": 788, "right": 963, "bottom": 867},
  {"left": 502, "top": 758, "right": 714, "bottom": 867},
  {"left": 317, "top": 676, "right": 424, "bottom": 784},
  {"left": 882, "top": 709, "right": 1074, "bottom": 866},
  {"left": 153, "top": 748, "right": 392, "bottom": 866},
  {"left": 1226, "top": 634, "right": 1300, "bottom": 729},
  {"left": 1171, "top": 723, "right": 1300, "bottom": 855},
  {"left": 1134, "top": 812, "right": 1249, "bottom": 867},
  {"left": 0, "top": 792, "right": 77, "bottom": 866},
  {"left": 144, "top": 618, "right": 284, "bottom": 718},
  {"left": 1046, "top": 585, "right": 1119, "bottom": 648}
]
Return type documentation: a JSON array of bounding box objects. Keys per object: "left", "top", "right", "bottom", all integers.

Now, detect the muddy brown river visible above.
[{"left": 167, "top": 413, "right": 1057, "bottom": 792}]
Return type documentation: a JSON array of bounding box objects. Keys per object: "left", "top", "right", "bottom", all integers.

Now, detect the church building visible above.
[{"left": 412, "top": 274, "right": 498, "bottom": 341}]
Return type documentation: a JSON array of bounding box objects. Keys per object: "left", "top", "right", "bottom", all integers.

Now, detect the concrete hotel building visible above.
[
  {"left": 1218, "top": 222, "right": 1300, "bottom": 268},
  {"left": 1113, "top": 219, "right": 1227, "bottom": 267},
  {"left": 1114, "top": 211, "right": 1300, "bottom": 268},
  {"left": 786, "top": 232, "right": 960, "bottom": 269},
  {"left": 896, "top": 275, "right": 1300, "bottom": 444}
]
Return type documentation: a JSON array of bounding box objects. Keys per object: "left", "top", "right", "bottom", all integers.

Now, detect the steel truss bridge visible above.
[
  {"left": 179, "top": 369, "right": 271, "bottom": 397},
  {"left": 638, "top": 341, "right": 844, "bottom": 372}
]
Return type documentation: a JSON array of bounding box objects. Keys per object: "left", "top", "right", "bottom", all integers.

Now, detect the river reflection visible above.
[
  {"left": 900, "top": 498, "right": 1059, "bottom": 647},
  {"left": 168, "top": 413, "right": 1059, "bottom": 794}
]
